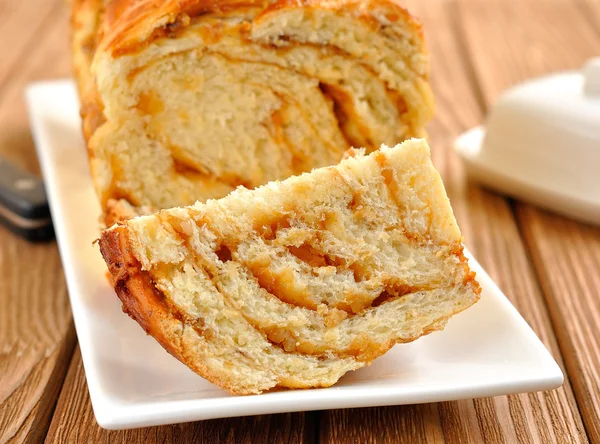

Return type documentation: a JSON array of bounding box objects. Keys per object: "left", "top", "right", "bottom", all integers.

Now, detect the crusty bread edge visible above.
[{"left": 99, "top": 224, "right": 256, "bottom": 395}]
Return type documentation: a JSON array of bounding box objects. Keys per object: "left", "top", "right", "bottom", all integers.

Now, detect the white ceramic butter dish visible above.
[{"left": 454, "top": 58, "right": 600, "bottom": 225}]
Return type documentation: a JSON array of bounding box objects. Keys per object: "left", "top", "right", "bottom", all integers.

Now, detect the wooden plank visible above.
[
  {"left": 320, "top": 0, "right": 587, "bottom": 442},
  {"left": 321, "top": 405, "right": 445, "bottom": 444},
  {"left": 457, "top": 0, "right": 600, "bottom": 440},
  {"left": 0, "top": 233, "right": 76, "bottom": 443},
  {"left": 45, "top": 348, "right": 313, "bottom": 443},
  {"left": 519, "top": 209, "right": 600, "bottom": 442},
  {"left": 458, "top": 0, "right": 600, "bottom": 104},
  {"left": 0, "top": 0, "right": 63, "bottom": 94},
  {"left": 0, "top": 3, "right": 76, "bottom": 443},
  {"left": 579, "top": 0, "right": 600, "bottom": 36},
  {"left": 0, "top": 0, "right": 72, "bottom": 171}
]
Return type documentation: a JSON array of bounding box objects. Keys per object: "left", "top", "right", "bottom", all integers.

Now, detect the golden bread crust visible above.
[
  {"left": 71, "top": 0, "right": 106, "bottom": 141},
  {"left": 99, "top": 0, "right": 424, "bottom": 55},
  {"left": 100, "top": 224, "right": 246, "bottom": 394}
]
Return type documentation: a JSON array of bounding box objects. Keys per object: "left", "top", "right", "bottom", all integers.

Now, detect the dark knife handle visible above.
[{"left": 0, "top": 156, "right": 54, "bottom": 242}]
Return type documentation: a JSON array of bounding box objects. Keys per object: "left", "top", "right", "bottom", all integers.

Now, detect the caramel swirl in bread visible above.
[{"left": 72, "top": 0, "right": 434, "bottom": 222}]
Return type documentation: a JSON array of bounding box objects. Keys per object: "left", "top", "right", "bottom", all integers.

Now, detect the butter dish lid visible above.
[{"left": 454, "top": 58, "right": 600, "bottom": 226}]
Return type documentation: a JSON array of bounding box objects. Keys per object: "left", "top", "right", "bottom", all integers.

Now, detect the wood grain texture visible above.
[
  {"left": 579, "top": 0, "right": 600, "bottom": 36},
  {"left": 518, "top": 209, "right": 600, "bottom": 442},
  {"left": 0, "top": 0, "right": 63, "bottom": 94},
  {"left": 321, "top": 405, "right": 445, "bottom": 444},
  {"left": 320, "top": 0, "right": 588, "bottom": 442},
  {"left": 0, "top": 232, "right": 75, "bottom": 443},
  {"left": 0, "top": 2, "right": 76, "bottom": 443},
  {"left": 458, "top": 0, "right": 600, "bottom": 104},
  {"left": 0, "top": 0, "right": 72, "bottom": 171},
  {"left": 45, "top": 348, "right": 314, "bottom": 443},
  {"left": 457, "top": 0, "right": 600, "bottom": 441}
]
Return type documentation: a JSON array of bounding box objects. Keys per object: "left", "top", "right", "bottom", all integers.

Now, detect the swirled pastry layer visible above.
[
  {"left": 72, "top": 0, "right": 434, "bottom": 221},
  {"left": 99, "top": 140, "right": 480, "bottom": 394}
]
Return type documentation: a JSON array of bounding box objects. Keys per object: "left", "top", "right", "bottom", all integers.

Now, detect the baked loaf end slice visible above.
[
  {"left": 73, "top": 0, "right": 434, "bottom": 221},
  {"left": 99, "top": 139, "right": 480, "bottom": 395}
]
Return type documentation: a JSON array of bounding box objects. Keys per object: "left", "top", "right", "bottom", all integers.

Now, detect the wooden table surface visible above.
[{"left": 1, "top": 0, "right": 600, "bottom": 442}]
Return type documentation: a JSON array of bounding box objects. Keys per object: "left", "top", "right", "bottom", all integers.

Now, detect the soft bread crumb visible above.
[{"left": 99, "top": 140, "right": 481, "bottom": 395}]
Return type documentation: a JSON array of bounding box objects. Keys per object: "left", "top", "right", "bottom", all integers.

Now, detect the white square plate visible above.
[{"left": 26, "top": 80, "right": 563, "bottom": 430}]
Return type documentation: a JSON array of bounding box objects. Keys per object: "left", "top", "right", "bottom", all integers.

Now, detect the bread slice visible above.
[
  {"left": 72, "top": 0, "right": 435, "bottom": 222},
  {"left": 99, "top": 139, "right": 480, "bottom": 395}
]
